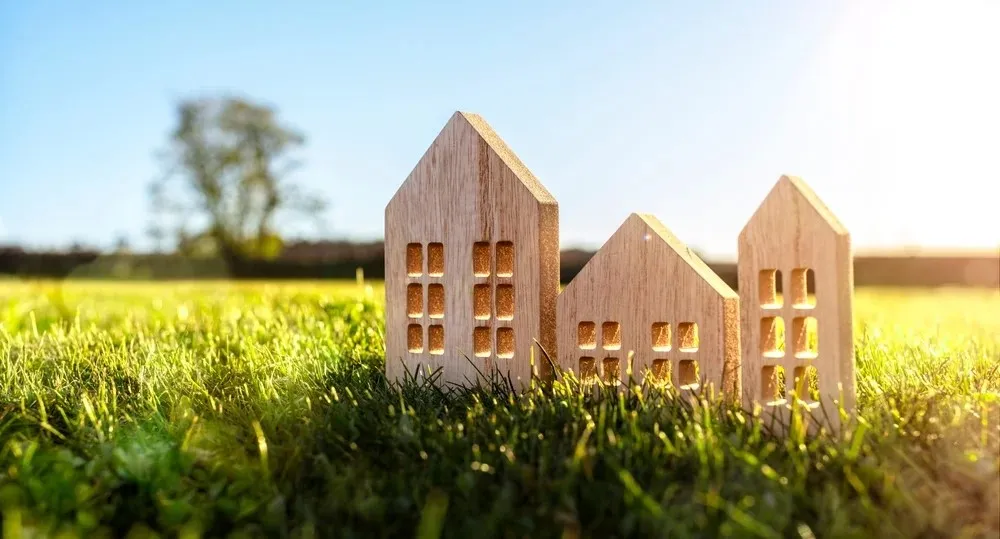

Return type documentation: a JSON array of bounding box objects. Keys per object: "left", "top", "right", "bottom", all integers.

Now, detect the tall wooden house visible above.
[
  {"left": 384, "top": 112, "right": 560, "bottom": 388},
  {"left": 738, "top": 175, "right": 854, "bottom": 429},
  {"left": 557, "top": 213, "right": 741, "bottom": 397}
]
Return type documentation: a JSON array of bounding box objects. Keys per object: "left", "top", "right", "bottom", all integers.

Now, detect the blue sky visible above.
[{"left": 2, "top": 1, "right": 998, "bottom": 258}]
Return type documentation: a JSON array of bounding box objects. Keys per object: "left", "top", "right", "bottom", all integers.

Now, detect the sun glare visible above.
[{"left": 808, "top": 1, "right": 1000, "bottom": 248}]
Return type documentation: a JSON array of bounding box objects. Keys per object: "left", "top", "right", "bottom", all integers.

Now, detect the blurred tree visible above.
[
  {"left": 113, "top": 234, "right": 131, "bottom": 254},
  {"left": 68, "top": 241, "right": 93, "bottom": 253},
  {"left": 149, "top": 95, "right": 327, "bottom": 260},
  {"left": 145, "top": 223, "right": 166, "bottom": 253}
]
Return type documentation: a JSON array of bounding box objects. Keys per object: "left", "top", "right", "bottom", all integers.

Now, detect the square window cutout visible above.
[
  {"left": 407, "top": 324, "right": 423, "bottom": 353},
  {"left": 602, "top": 322, "right": 621, "bottom": 351},
  {"left": 761, "top": 365, "right": 786, "bottom": 405},
  {"left": 473, "top": 326, "right": 490, "bottom": 357},
  {"left": 407, "top": 283, "right": 423, "bottom": 318},
  {"left": 428, "top": 325, "right": 444, "bottom": 355},
  {"left": 678, "top": 322, "right": 699, "bottom": 352},
  {"left": 473, "top": 242, "right": 490, "bottom": 277},
  {"left": 473, "top": 284, "right": 490, "bottom": 320},
  {"left": 427, "top": 284, "right": 445, "bottom": 319},
  {"left": 791, "top": 365, "right": 820, "bottom": 408},
  {"left": 495, "top": 241, "right": 514, "bottom": 277},
  {"left": 602, "top": 357, "right": 621, "bottom": 384},
  {"left": 678, "top": 360, "right": 699, "bottom": 390},
  {"left": 427, "top": 243, "right": 444, "bottom": 276},
  {"left": 578, "top": 322, "right": 596, "bottom": 350},
  {"left": 579, "top": 357, "right": 597, "bottom": 383},
  {"left": 759, "top": 269, "right": 783, "bottom": 309},
  {"left": 651, "top": 322, "right": 671, "bottom": 352},
  {"left": 792, "top": 317, "right": 818, "bottom": 359},
  {"left": 759, "top": 317, "right": 785, "bottom": 358},
  {"left": 649, "top": 359, "right": 670, "bottom": 386},
  {"left": 495, "top": 284, "right": 514, "bottom": 321},
  {"left": 496, "top": 327, "right": 514, "bottom": 358},
  {"left": 791, "top": 268, "right": 816, "bottom": 309},
  {"left": 406, "top": 243, "right": 422, "bottom": 277}
]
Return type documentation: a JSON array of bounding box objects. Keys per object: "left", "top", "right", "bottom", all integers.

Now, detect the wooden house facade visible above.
[
  {"left": 556, "top": 213, "right": 741, "bottom": 398},
  {"left": 384, "top": 112, "right": 560, "bottom": 388},
  {"left": 738, "top": 175, "right": 855, "bottom": 429}
]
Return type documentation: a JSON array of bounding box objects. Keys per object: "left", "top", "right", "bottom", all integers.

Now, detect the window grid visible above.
[
  {"left": 405, "top": 242, "right": 445, "bottom": 357},
  {"left": 643, "top": 320, "right": 700, "bottom": 388},
  {"left": 580, "top": 320, "right": 699, "bottom": 384},
  {"left": 758, "top": 267, "right": 820, "bottom": 406},
  {"left": 472, "top": 240, "right": 515, "bottom": 362}
]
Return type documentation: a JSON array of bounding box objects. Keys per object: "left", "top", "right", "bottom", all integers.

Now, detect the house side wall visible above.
[
  {"left": 721, "top": 296, "right": 742, "bottom": 398},
  {"left": 737, "top": 180, "right": 854, "bottom": 430},
  {"left": 556, "top": 218, "right": 738, "bottom": 396},
  {"left": 834, "top": 231, "right": 856, "bottom": 413},
  {"left": 537, "top": 202, "right": 560, "bottom": 379}
]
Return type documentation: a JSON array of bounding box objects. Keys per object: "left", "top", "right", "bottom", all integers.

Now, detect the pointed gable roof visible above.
[
  {"left": 782, "top": 175, "right": 847, "bottom": 235},
  {"left": 567, "top": 212, "right": 737, "bottom": 299},
  {"left": 386, "top": 111, "right": 556, "bottom": 210},
  {"left": 741, "top": 175, "right": 848, "bottom": 238},
  {"left": 459, "top": 112, "right": 557, "bottom": 205},
  {"left": 632, "top": 213, "right": 738, "bottom": 298}
]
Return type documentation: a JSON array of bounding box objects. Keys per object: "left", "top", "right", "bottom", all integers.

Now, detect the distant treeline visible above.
[{"left": 1, "top": 244, "right": 997, "bottom": 289}]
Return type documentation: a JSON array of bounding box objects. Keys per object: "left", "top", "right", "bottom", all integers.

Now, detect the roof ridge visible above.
[
  {"left": 626, "top": 213, "right": 738, "bottom": 298},
  {"left": 458, "top": 112, "right": 557, "bottom": 205},
  {"left": 780, "top": 175, "right": 848, "bottom": 235}
]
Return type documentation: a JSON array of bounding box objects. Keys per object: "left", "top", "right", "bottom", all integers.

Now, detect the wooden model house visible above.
[
  {"left": 384, "top": 112, "right": 560, "bottom": 389},
  {"left": 557, "top": 213, "right": 741, "bottom": 397},
  {"left": 738, "top": 175, "right": 854, "bottom": 429}
]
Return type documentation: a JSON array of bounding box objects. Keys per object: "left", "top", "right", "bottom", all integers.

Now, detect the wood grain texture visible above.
[
  {"left": 384, "top": 111, "right": 559, "bottom": 390},
  {"left": 557, "top": 213, "right": 741, "bottom": 400},
  {"left": 738, "top": 175, "right": 855, "bottom": 432}
]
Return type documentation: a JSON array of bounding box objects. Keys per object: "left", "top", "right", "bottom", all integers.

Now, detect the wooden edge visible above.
[
  {"left": 385, "top": 110, "right": 562, "bottom": 212},
  {"left": 781, "top": 175, "right": 849, "bottom": 236},
  {"left": 536, "top": 203, "right": 560, "bottom": 381},
  {"left": 721, "top": 296, "right": 741, "bottom": 402},
  {"left": 739, "top": 175, "right": 849, "bottom": 241},
  {"left": 384, "top": 112, "right": 465, "bottom": 212},
  {"left": 836, "top": 232, "right": 857, "bottom": 414},
  {"left": 459, "top": 112, "right": 558, "bottom": 206}
]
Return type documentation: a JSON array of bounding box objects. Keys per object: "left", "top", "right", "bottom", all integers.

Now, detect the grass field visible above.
[{"left": 0, "top": 280, "right": 998, "bottom": 538}]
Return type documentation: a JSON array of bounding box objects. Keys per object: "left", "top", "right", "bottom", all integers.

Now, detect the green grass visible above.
[{"left": 0, "top": 280, "right": 998, "bottom": 538}]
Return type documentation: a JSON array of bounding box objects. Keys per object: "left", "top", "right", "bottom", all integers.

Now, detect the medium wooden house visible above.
[
  {"left": 384, "top": 112, "right": 560, "bottom": 388},
  {"left": 556, "top": 213, "right": 741, "bottom": 397},
  {"left": 738, "top": 175, "right": 854, "bottom": 429}
]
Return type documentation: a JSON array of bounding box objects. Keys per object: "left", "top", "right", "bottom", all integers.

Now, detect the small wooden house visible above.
[
  {"left": 557, "top": 213, "right": 741, "bottom": 397},
  {"left": 384, "top": 112, "right": 560, "bottom": 389},
  {"left": 738, "top": 175, "right": 854, "bottom": 430}
]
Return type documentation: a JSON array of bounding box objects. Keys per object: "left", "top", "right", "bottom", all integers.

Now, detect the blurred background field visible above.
[{"left": 3, "top": 279, "right": 998, "bottom": 337}]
